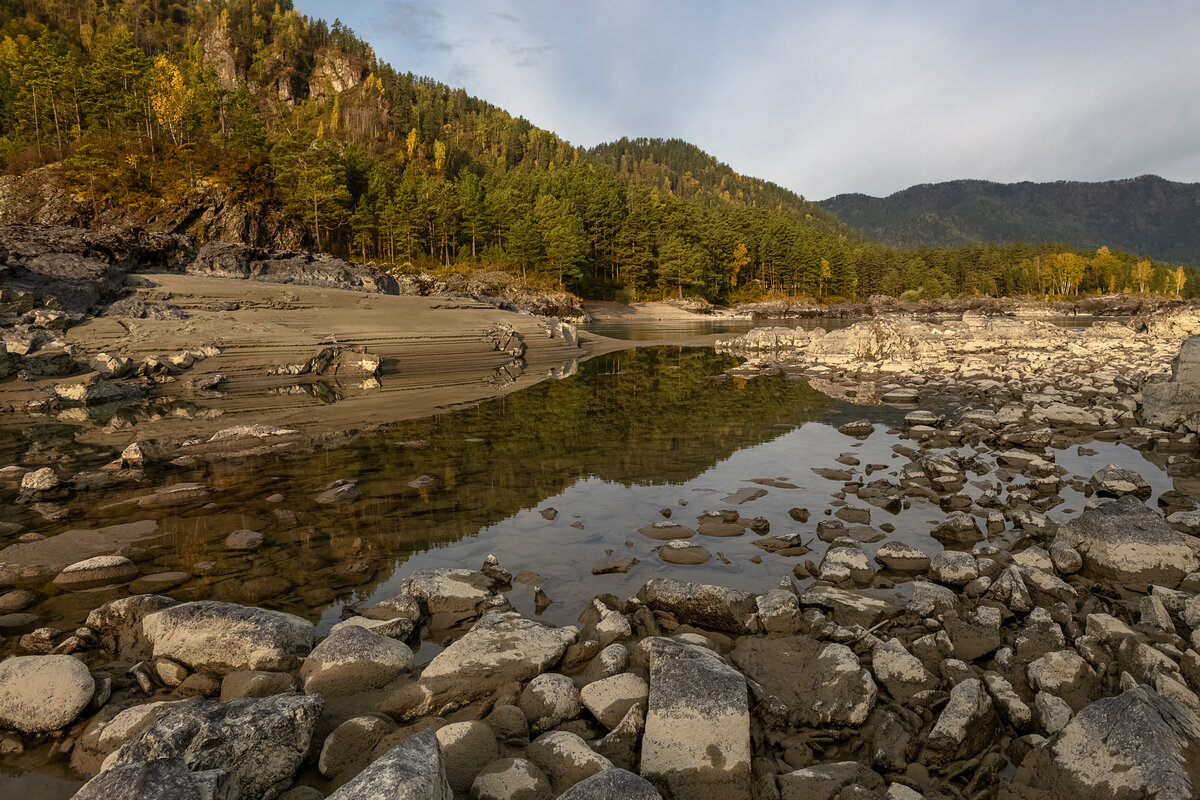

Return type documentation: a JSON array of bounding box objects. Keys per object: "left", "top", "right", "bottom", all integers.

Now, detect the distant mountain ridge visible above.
[{"left": 819, "top": 175, "right": 1200, "bottom": 265}]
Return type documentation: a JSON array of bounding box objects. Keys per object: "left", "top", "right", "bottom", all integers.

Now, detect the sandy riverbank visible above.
[{"left": 0, "top": 274, "right": 622, "bottom": 447}]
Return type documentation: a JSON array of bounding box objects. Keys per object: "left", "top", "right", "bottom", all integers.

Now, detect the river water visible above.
[{"left": 0, "top": 320, "right": 1183, "bottom": 795}]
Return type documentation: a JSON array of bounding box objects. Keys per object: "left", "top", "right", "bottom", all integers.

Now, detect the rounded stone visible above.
[
  {"left": 52, "top": 556, "right": 138, "bottom": 590},
  {"left": 518, "top": 673, "right": 581, "bottom": 734},
  {"left": 637, "top": 521, "right": 695, "bottom": 541},
  {"left": 300, "top": 624, "right": 413, "bottom": 696},
  {"left": 0, "top": 655, "right": 95, "bottom": 733},
  {"left": 658, "top": 540, "right": 712, "bottom": 565},
  {"left": 437, "top": 720, "right": 499, "bottom": 794}
]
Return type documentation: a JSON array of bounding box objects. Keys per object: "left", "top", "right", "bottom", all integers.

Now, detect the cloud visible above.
[{"left": 296, "top": 0, "right": 1200, "bottom": 198}]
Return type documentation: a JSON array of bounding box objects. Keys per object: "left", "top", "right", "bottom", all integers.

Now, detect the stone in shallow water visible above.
[
  {"left": 636, "top": 578, "right": 758, "bottom": 634},
  {"left": 637, "top": 521, "right": 695, "bottom": 541},
  {"left": 0, "top": 654, "right": 95, "bottom": 733},
  {"left": 401, "top": 567, "right": 497, "bottom": 625},
  {"left": 731, "top": 635, "right": 876, "bottom": 727},
  {"left": 224, "top": 529, "right": 263, "bottom": 551},
  {"left": 52, "top": 555, "right": 138, "bottom": 590},
  {"left": 657, "top": 540, "right": 711, "bottom": 565},
  {"left": 1089, "top": 464, "right": 1152, "bottom": 499}
]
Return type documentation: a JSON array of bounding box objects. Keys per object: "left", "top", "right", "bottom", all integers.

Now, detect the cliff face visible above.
[
  {"left": 199, "top": 23, "right": 239, "bottom": 91},
  {"left": 0, "top": 166, "right": 305, "bottom": 251},
  {"left": 308, "top": 49, "right": 366, "bottom": 102}
]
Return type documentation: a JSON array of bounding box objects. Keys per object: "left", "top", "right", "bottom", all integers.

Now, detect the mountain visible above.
[{"left": 820, "top": 176, "right": 1200, "bottom": 266}]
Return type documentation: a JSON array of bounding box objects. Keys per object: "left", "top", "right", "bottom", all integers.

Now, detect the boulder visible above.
[
  {"left": 870, "top": 638, "right": 938, "bottom": 703},
  {"left": 0, "top": 654, "right": 95, "bottom": 733},
  {"left": 580, "top": 673, "right": 648, "bottom": 730},
  {"left": 327, "top": 728, "right": 452, "bottom": 799},
  {"left": 1026, "top": 686, "right": 1200, "bottom": 800},
  {"left": 557, "top": 768, "right": 662, "bottom": 800},
  {"left": 921, "top": 678, "right": 998, "bottom": 767},
  {"left": 86, "top": 594, "right": 179, "bottom": 659},
  {"left": 875, "top": 541, "right": 932, "bottom": 572},
  {"left": 517, "top": 673, "right": 581, "bottom": 734},
  {"left": 779, "top": 761, "right": 884, "bottom": 800},
  {"left": 471, "top": 758, "right": 552, "bottom": 800},
  {"left": 436, "top": 721, "right": 499, "bottom": 794},
  {"left": 1055, "top": 496, "right": 1199, "bottom": 586},
  {"left": 1027, "top": 650, "right": 1101, "bottom": 713},
  {"left": 636, "top": 579, "right": 759, "bottom": 634},
  {"left": 1089, "top": 464, "right": 1152, "bottom": 499},
  {"left": 318, "top": 715, "right": 392, "bottom": 780},
  {"left": 385, "top": 611, "right": 576, "bottom": 718},
  {"left": 300, "top": 624, "right": 413, "bottom": 696},
  {"left": 103, "top": 694, "right": 323, "bottom": 800},
  {"left": 401, "top": 568, "right": 496, "bottom": 626},
  {"left": 526, "top": 731, "right": 613, "bottom": 795},
  {"left": 141, "top": 601, "right": 314, "bottom": 675},
  {"left": 731, "top": 635, "right": 876, "bottom": 726},
  {"left": 73, "top": 756, "right": 234, "bottom": 800},
  {"left": 799, "top": 585, "right": 893, "bottom": 628},
  {"left": 641, "top": 637, "right": 751, "bottom": 799}
]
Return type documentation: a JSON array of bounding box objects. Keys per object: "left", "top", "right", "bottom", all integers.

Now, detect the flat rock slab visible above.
[
  {"left": 641, "top": 637, "right": 751, "bottom": 800},
  {"left": 52, "top": 555, "right": 138, "bottom": 590},
  {"left": 1056, "top": 495, "right": 1199, "bottom": 586},
  {"left": 0, "top": 654, "right": 95, "bottom": 733},
  {"left": 103, "top": 694, "right": 324, "bottom": 800},
  {"left": 798, "top": 586, "right": 894, "bottom": 629},
  {"left": 416, "top": 611, "right": 577, "bottom": 710},
  {"left": 637, "top": 522, "right": 696, "bottom": 541},
  {"left": 0, "top": 520, "right": 158, "bottom": 586},
  {"left": 731, "top": 636, "right": 876, "bottom": 726},
  {"left": 142, "top": 600, "right": 314, "bottom": 674}
]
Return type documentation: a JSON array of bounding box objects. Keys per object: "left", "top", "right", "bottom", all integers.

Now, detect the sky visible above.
[{"left": 296, "top": 1, "right": 1200, "bottom": 200}]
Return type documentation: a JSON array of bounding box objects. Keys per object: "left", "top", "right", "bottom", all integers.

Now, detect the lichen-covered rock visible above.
[
  {"left": 471, "top": 758, "right": 552, "bottom": 800},
  {"left": 557, "top": 768, "right": 662, "bottom": 800},
  {"left": 300, "top": 625, "right": 412, "bottom": 696},
  {"left": 85, "top": 594, "right": 179, "bottom": 660},
  {"left": 1089, "top": 464, "right": 1152, "bottom": 499},
  {"left": 327, "top": 728, "right": 452, "bottom": 800},
  {"left": 732, "top": 635, "right": 876, "bottom": 727},
  {"left": 0, "top": 654, "right": 94, "bottom": 733},
  {"left": 526, "top": 731, "right": 613, "bottom": 795},
  {"left": 141, "top": 601, "right": 314, "bottom": 675},
  {"left": 52, "top": 555, "right": 138, "bottom": 590},
  {"left": 641, "top": 637, "right": 751, "bottom": 799},
  {"left": 436, "top": 721, "right": 499, "bottom": 794},
  {"left": 73, "top": 756, "right": 233, "bottom": 800},
  {"left": 870, "top": 638, "right": 938, "bottom": 703},
  {"left": 103, "top": 694, "right": 323, "bottom": 800},
  {"left": 1025, "top": 686, "right": 1200, "bottom": 800},
  {"left": 401, "top": 568, "right": 497, "bottom": 626},
  {"left": 636, "top": 579, "right": 759, "bottom": 634},
  {"left": 580, "top": 673, "right": 648, "bottom": 730}
]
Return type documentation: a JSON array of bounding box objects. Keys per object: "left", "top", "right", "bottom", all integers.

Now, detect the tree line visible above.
[{"left": 0, "top": 0, "right": 1192, "bottom": 302}]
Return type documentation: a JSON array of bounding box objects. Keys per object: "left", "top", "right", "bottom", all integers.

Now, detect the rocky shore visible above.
[{"left": 3, "top": 473, "right": 1200, "bottom": 800}]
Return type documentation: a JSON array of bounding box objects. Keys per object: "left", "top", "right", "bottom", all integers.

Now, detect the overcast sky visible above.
[{"left": 297, "top": 1, "right": 1200, "bottom": 200}]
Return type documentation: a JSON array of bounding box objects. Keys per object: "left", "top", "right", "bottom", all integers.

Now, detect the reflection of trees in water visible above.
[{"left": 227, "top": 347, "right": 840, "bottom": 612}]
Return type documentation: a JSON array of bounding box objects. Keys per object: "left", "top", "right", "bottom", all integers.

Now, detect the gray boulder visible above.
[
  {"left": 141, "top": 601, "right": 314, "bottom": 675},
  {"left": 921, "top": 678, "right": 998, "bottom": 767},
  {"left": 731, "top": 635, "right": 876, "bottom": 726},
  {"left": 103, "top": 694, "right": 323, "bottom": 800},
  {"left": 73, "top": 757, "right": 235, "bottom": 800},
  {"left": 557, "top": 768, "right": 662, "bottom": 800},
  {"left": 1026, "top": 685, "right": 1200, "bottom": 799},
  {"left": 641, "top": 637, "right": 751, "bottom": 799},
  {"left": 1055, "top": 496, "right": 1199, "bottom": 586},
  {"left": 636, "top": 579, "right": 759, "bottom": 634},
  {"left": 401, "top": 568, "right": 497, "bottom": 627},
  {"left": 327, "top": 729, "right": 452, "bottom": 799},
  {"left": 300, "top": 624, "right": 412, "bottom": 696},
  {"left": 1089, "top": 464, "right": 1152, "bottom": 499}
]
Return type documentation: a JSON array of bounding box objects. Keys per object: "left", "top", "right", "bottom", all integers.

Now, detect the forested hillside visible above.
[
  {"left": 0, "top": 0, "right": 1193, "bottom": 301},
  {"left": 821, "top": 176, "right": 1200, "bottom": 267}
]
